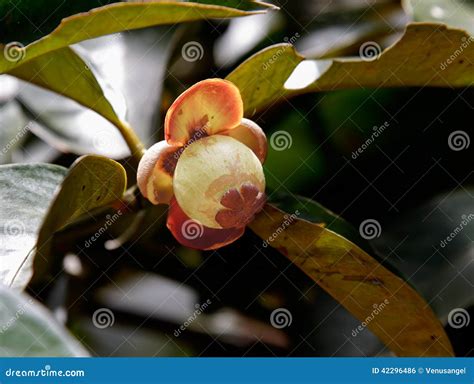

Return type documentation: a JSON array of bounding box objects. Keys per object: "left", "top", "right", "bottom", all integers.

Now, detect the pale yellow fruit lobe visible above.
[{"left": 173, "top": 135, "right": 265, "bottom": 229}]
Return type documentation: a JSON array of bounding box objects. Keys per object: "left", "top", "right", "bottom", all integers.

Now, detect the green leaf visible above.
[
  {"left": 1, "top": 2, "right": 275, "bottom": 158},
  {"left": 0, "top": 1, "right": 275, "bottom": 73},
  {"left": 403, "top": 0, "right": 474, "bottom": 35},
  {"left": 269, "top": 193, "right": 371, "bottom": 253},
  {"left": 17, "top": 26, "right": 176, "bottom": 158},
  {"left": 33, "top": 155, "right": 127, "bottom": 283},
  {"left": 227, "top": 23, "right": 474, "bottom": 116},
  {"left": 0, "top": 0, "right": 118, "bottom": 45},
  {"left": 227, "top": 44, "right": 304, "bottom": 116},
  {"left": 0, "top": 284, "right": 88, "bottom": 356},
  {"left": 249, "top": 203, "right": 454, "bottom": 357},
  {"left": 0, "top": 164, "right": 67, "bottom": 290},
  {"left": 8, "top": 47, "right": 145, "bottom": 160},
  {"left": 8, "top": 47, "right": 129, "bottom": 140},
  {"left": 18, "top": 84, "right": 130, "bottom": 159}
]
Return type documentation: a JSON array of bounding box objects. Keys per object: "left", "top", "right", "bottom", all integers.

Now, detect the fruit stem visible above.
[{"left": 115, "top": 120, "right": 146, "bottom": 164}]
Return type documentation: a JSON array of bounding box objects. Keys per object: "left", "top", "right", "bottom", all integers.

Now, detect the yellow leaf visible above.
[
  {"left": 249, "top": 204, "right": 454, "bottom": 356},
  {"left": 228, "top": 23, "right": 473, "bottom": 115}
]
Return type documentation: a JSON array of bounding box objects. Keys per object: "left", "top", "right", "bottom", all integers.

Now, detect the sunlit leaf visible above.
[
  {"left": 0, "top": 285, "right": 88, "bottom": 356},
  {"left": 17, "top": 26, "right": 176, "bottom": 158},
  {"left": 227, "top": 23, "right": 474, "bottom": 116},
  {"left": 9, "top": 47, "right": 127, "bottom": 133},
  {"left": 6, "top": 47, "right": 147, "bottom": 159},
  {"left": 269, "top": 193, "right": 371, "bottom": 252},
  {"left": 0, "top": 164, "right": 67, "bottom": 290},
  {"left": 227, "top": 44, "right": 304, "bottom": 116},
  {"left": 0, "top": 100, "right": 29, "bottom": 164},
  {"left": 0, "top": 1, "right": 276, "bottom": 73},
  {"left": 33, "top": 155, "right": 127, "bottom": 283},
  {"left": 17, "top": 77, "right": 129, "bottom": 159},
  {"left": 249, "top": 203, "right": 454, "bottom": 356},
  {"left": 1, "top": 2, "right": 275, "bottom": 157}
]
